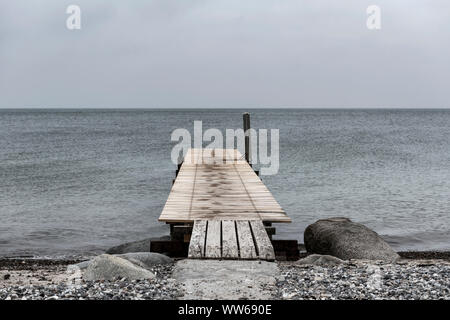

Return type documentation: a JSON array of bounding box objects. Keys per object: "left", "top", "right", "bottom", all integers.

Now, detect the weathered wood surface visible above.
[
  {"left": 188, "top": 220, "right": 274, "bottom": 261},
  {"left": 205, "top": 220, "right": 222, "bottom": 258},
  {"left": 236, "top": 220, "right": 257, "bottom": 259},
  {"left": 188, "top": 220, "right": 207, "bottom": 258},
  {"left": 250, "top": 220, "right": 276, "bottom": 261},
  {"left": 222, "top": 220, "right": 239, "bottom": 259},
  {"left": 159, "top": 148, "right": 291, "bottom": 223}
]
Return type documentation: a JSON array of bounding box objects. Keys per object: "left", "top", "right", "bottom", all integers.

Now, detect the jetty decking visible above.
[
  {"left": 158, "top": 148, "right": 291, "bottom": 223},
  {"left": 188, "top": 220, "right": 276, "bottom": 260}
]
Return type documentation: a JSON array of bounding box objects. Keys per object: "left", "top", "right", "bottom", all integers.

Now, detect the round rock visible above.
[
  {"left": 304, "top": 217, "right": 399, "bottom": 262},
  {"left": 84, "top": 254, "right": 155, "bottom": 281}
]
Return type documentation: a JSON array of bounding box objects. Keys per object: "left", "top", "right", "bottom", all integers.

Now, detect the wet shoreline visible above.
[
  {"left": 1, "top": 251, "right": 450, "bottom": 271},
  {"left": 1, "top": 254, "right": 449, "bottom": 300}
]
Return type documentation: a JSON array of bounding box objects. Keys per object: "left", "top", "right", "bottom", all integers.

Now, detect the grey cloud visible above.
[{"left": 0, "top": 0, "right": 449, "bottom": 108}]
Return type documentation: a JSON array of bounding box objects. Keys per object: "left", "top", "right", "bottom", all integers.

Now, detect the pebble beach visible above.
[
  {"left": 0, "top": 260, "right": 182, "bottom": 300},
  {"left": 1, "top": 253, "right": 449, "bottom": 300},
  {"left": 277, "top": 260, "right": 450, "bottom": 300}
]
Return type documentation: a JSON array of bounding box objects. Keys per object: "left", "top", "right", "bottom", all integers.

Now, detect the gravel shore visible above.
[
  {"left": 1, "top": 261, "right": 182, "bottom": 300},
  {"left": 277, "top": 260, "right": 450, "bottom": 300},
  {"left": 1, "top": 254, "right": 450, "bottom": 300}
]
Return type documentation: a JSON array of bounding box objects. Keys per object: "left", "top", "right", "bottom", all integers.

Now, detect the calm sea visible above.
[{"left": 1, "top": 109, "right": 449, "bottom": 258}]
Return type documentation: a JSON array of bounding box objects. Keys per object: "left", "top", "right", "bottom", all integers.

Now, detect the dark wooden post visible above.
[{"left": 243, "top": 112, "right": 251, "bottom": 163}]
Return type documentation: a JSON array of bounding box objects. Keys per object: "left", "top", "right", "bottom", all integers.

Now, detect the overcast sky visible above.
[{"left": 0, "top": 0, "right": 449, "bottom": 108}]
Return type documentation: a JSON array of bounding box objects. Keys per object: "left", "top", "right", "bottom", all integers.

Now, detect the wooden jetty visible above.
[
  {"left": 152, "top": 114, "right": 297, "bottom": 261},
  {"left": 157, "top": 148, "right": 291, "bottom": 261}
]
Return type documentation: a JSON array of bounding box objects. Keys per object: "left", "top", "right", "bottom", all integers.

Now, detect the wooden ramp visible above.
[
  {"left": 158, "top": 148, "right": 291, "bottom": 261},
  {"left": 188, "top": 220, "right": 276, "bottom": 261},
  {"left": 158, "top": 148, "right": 291, "bottom": 223}
]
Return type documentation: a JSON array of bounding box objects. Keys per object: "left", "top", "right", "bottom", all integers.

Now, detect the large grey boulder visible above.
[
  {"left": 105, "top": 236, "right": 170, "bottom": 254},
  {"left": 84, "top": 254, "right": 155, "bottom": 281},
  {"left": 296, "top": 254, "right": 345, "bottom": 267},
  {"left": 304, "top": 217, "right": 399, "bottom": 262},
  {"left": 70, "top": 252, "right": 172, "bottom": 271}
]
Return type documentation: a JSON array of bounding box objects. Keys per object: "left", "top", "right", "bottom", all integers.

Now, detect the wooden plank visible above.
[
  {"left": 250, "top": 220, "right": 275, "bottom": 261},
  {"left": 222, "top": 220, "right": 239, "bottom": 259},
  {"left": 205, "top": 220, "right": 221, "bottom": 258},
  {"left": 236, "top": 221, "right": 257, "bottom": 259},
  {"left": 188, "top": 220, "right": 207, "bottom": 258}
]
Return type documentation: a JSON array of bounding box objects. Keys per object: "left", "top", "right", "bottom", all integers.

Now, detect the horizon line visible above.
[{"left": 1, "top": 106, "right": 450, "bottom": 110}]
